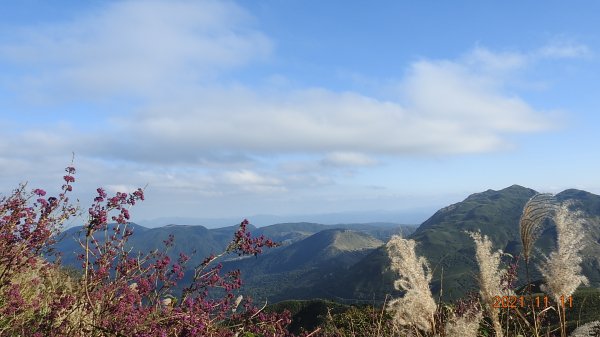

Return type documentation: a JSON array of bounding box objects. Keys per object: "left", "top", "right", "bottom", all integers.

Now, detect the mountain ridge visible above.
[
  {"left": 53, "top": 185, "right": 600, "bottom": 304},
  {"left": 321, "top": 185, "right": 600, "bottom": 302}
]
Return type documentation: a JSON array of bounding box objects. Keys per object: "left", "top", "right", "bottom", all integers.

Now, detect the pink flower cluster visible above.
[{"left": 0, "top": 165, "right": 295, "bottom": 336}]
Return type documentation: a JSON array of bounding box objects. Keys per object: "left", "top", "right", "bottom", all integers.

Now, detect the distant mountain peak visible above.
[
  {"left": 557, "top": 188, "right": 596, "bottom": 198},
  {"left": 504, "top": 184, "right": 533, "bottom": 190},
  {"left": 164, "top": 224, "right": 207, "bottom": 230},
  {"left": 468, "top": 185, "right": 537, "bottom": 198}
]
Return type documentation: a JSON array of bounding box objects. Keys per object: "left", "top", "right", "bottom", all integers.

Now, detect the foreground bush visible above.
[{"left": 0, "top": 166, "right": 292, "bottom": 337}]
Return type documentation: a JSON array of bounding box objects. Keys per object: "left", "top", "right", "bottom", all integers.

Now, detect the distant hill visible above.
[
  {"left": 253, "top": 222, "right": 415, "bottom": 244},
  {"left": 138, "top": 210, "right": 432, "bottom": 228},
  {"left": 220, "top": 229, "right": 385, "bottom": 302},
  {"left": 322, "top": 185, "right": 600, "bottom": 302},
  {"left": 54, "top": 221, "right": 415, "bottom": 273},
  {"left": 54, "top": 222, "right": 236, "bottom": 268}
]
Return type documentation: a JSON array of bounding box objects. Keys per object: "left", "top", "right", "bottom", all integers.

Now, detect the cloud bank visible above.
[{"left": 0, "top": 0, "right": 583, "bottom": 218}]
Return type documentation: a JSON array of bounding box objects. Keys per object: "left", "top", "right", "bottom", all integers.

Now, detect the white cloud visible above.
[
  {"left": 537, "top": 41, "right": 591, "bottom": 59},
  {"left": 1, "top": 0, "right": 271, "bottom": 98},
  {"left": 1, "top": 0, "right": 559, "bottom": 162},
  {"left": 113, "top": 60, "right": 553, "bottom": 158},
  {"left": 465, "top": 47, "right": 527, "bottom": 72},
  {"left": 1, "top": 53, "right": 557, "bottom": 169},
  {"left": 222, "top": 170, "right": 282, "bottom": 187},
  {"left": 0, "top": 0, "right": 576, "bottom": 209},
  {"left": 404, "top": 60, "right": 553, "bottom": 134},
  {"left": 464, "top": 41, "right": 591, "bottom": 74},
  {"left": 105, "top": 184, "right": 137, "bottom": 194},
  {"left": 322, "top": 152, "right": 377, "bottom": 167}
]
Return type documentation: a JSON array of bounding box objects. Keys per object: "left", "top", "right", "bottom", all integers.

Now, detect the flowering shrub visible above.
[{"left": 0, "top": 166, "right": 293, "bottom": 336}]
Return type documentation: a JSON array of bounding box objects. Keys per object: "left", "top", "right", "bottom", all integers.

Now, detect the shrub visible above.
[{"left": 0, "top": 166, "right": 293, "bottom": 337}]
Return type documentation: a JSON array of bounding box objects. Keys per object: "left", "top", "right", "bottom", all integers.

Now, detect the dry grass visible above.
[
  {"left": 386, "top": 235, "right": 437, "bottom": 335},
  {"left": 469, "top": 231, "right": 511, "bottom": 337},
  {"left": 569, "top": 321, "right": 600, "bottom": 337},
  {"left": 444, "top": 311, "right": 482, "bottom": 337},
  {"left": 539, "top": 202, "right": 589, "bottom": 303},
  {"left": 520, "top": 193, "right": 556, "bottom": 266},
  {"left": 0, "top": 257, "right": 91, "bottom": 335},
  {"left": 540, "top": 202, "right": 590, "bottom": 337}
]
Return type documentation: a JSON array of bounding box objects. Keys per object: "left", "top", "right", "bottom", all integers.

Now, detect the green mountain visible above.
[
  {"left": 253, "top": 222, "right": 415, "bottom": 244},
  {"left": 54, "top": 223, "right": 235, "bottom": 268},
  {"left": 323, "top": 185, "right": 600, "bottom": 302},
  {"left": 408, "top": 184, "right": 538, "bottom": 299},
  {"left": 556, "top": 189, "right": 600, "bottom": 285},
  {"left": 55, "top": 221, "right": 414, "bottom": 273},
  {"left": 221, "top": 229, "right": 385, "bottom": 302}
]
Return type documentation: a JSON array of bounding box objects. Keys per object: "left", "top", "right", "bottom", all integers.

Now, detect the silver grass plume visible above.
[
  {"left": 444, "top": 311, "right": 482, "bottom": 337},
  {"left": 539, "top": 202, "right": 589, "bottom": 303},
  {"left": 386, "top": 235, "right": 437, "bottom": 334},
  {"left": 569, "top": 321, "right": 600, "bottom": 337},
  {"left": 520, "top": 193, "right": 557, "bottom": 265},
  {"left": 469, "top": 231, "right": 511, "bottom": 337}
]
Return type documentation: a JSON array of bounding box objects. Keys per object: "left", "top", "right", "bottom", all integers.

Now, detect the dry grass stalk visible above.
[
  {"left": 469, "top": 231, "right": 511, "bottom": 337},
  {"left": 444, "top": 311, "right": 482, "bottom": 337},
  {"left": 386, "top": 235, "right": 437, "bottom": 334},
  {"left": 538, "top": 202, "right": 589, "bottom": 337},
  {"left": 569, "top": 321, "right": 600, "bottom": 337},
  {"left": 539, "top": 202, "right": 589, "bottom": 303},
  {"left": 520, "top": 193, "right": 556, "bottom": 265}
]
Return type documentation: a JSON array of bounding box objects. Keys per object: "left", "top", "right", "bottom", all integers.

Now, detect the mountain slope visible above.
[
  {"left": 54, "top": 221, "right": 411, "bottom": 273},
  {"left": 556, "top": 189, "right": 600, "bottom": 285},
  {"left": 221, "top": 229, "right": 384, "bottom": 302},
  {"left": 325, "top": 186, "right": 600, "bottom": 302},
  {"left": 254, "top": 222, "right": 416, "bottom": 244},
  {"left": 409, "top": 185, "right": 537, "bottom": 299},
  {"left": 55, "top": 223, "right": 234, "bottom": 268}
]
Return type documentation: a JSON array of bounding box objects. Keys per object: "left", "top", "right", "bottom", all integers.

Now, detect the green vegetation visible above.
[
  {"left": 34, "top": 181, "right": 600, "bottom": 336},
  {"left": 329, "top": 185, "right": 600, "bottom": 303},
  {"left": 221, "top": 229, "right": 385, "bottom": 302}
]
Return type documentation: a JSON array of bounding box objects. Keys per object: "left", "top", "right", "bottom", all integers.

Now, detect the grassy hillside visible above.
[
  {"left": 220, "top": 229, "right": 384, "bottom": 302},
  {"left": 324, "top": 185, "right": 600, "bottom": 303},
  {"left": 254, "top": 222, "right": 416, "bottom": 244}
]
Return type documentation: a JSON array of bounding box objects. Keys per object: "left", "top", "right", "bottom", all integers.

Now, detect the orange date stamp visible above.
[{"left": 492, "top": 295, "right": 573, "bottom": 309}]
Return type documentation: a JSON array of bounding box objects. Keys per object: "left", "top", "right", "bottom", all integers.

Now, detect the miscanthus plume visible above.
[
  {"left": 569, "top": 321, "right": 600, "bottom": 337},
  {"left": 386, "top": 235, "right": 437, "bottom": 334},
  {"left": 469, "top": 231, "right": 511, "bottom": 337},
  {"left": 444, "top": 311, "right": 482, "bottom": 337},
  {"left": 540, "top": 202, "right": 589, "bottom": 303}
]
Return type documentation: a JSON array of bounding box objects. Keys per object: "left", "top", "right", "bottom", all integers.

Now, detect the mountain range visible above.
[
  {"left": 55, "top": 220, "right": 416, "bottom": 275},
  {"left": 136, "top": 209, "right": 432, "bottom": 228},
  {"left": 319, "top": 185, "right": 600, "bottom": 302},
  {"left": 54, "top": 185, "right": 600, "bottom": 304}
]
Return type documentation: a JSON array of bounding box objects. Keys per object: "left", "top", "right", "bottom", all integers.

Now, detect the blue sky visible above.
[{"left": 1, "top": 0, "right": 599, "bottom": 225}]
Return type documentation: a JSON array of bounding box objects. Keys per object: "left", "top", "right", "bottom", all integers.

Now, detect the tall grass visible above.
[
  {"left": 519, "top": 193, "right": 556, "bottom": 337},
  {"left": 539, "top": 202, "right": 589, "bottom": 337},
  {"left": 379, "top": 197, "right": 594, "bottom": 337},
  {"left": 469, "top": 231, "right": 511, "bottom": 337},
  {"left": 386, "top": 236, "right": 437, "bottom": 335}
]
